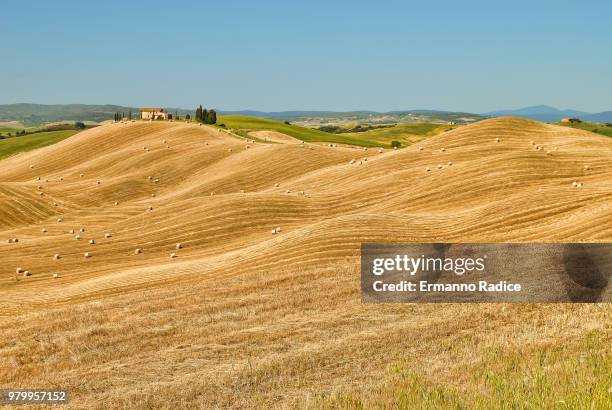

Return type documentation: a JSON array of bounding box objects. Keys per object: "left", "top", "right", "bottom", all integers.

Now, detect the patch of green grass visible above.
[
  {"left": 218, "top": 115, "right": 400, "bottom": 147},
  {"left": 557, "top": 121, "right": 612, "bottom": 137},
  {"left": 342, "top": 122, "right": 455, "bottom": 147},
  {"left": 323, "top": 331, "right": 610, "bottom": 409},
  {"left": 0, "top": 130, "right": 79, "bottom": 160}
]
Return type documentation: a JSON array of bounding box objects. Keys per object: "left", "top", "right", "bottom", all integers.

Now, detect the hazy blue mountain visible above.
[
  {"left": 583, "top": 111, "right": 612, "bottom": 123},
  {"left": 485, "top": 105, "right": 589, "bottom": 122}
]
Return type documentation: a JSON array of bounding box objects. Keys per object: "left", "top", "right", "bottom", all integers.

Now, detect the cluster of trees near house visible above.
[
  {"left": 195, "top": 105, "right": 217, "bottom": 124},
  {"left": 113, "top": 112, "right": 133, "bottom": 121}
]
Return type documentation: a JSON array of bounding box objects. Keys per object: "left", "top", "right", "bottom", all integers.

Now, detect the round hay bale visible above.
[
  {"left": 80, "top": 228, "right": 85, "bottom": 233},
  {"left": 572, "top": 181, "right": 578, "bottom": 187},
  {"left": 41, "top": 228, "right": 47, "bottom": 233},
  {"left": 447, "top": 161, "right": 453, "bottom": 166},
  {"left": 80, "top": 173, "right": 84, "bottom": 178},
  {"left": 274, "top": 183, "right": 280, "bottom": 187},
  {"left": 89, "top": 239, "right": 96, "bottom": 245},
  {"left": 53, "top": 254, "right": 60, "bottom": 260},
  {"left": 134, "top": 248, "right": 142, "bottom": 255},
  {"left": 437, "top": 164, "right": 443, "bottom": 169},
  {"left": 52, "top": 273, "right": 60, "bottom": 279},
  {"left": 114, "top": 201, "right": 119, "bottom": 205},
  {"left": 23, "top": 271, "right": 32, "bottom": 277},
  {"left": 16, "top": 267, "right": 23, "bottom": 274},
  {"left": 271, "top": 229, "right": 277, "bottom": 235},
  {"left": 69, "top": 229, "right": 74, "bottom": 234},
  {"left": 84, "top": 252, "right": 91, "bottom": 258},
  {"left": 96, "top": 180, "right": 101, "bottom": 185},
  {"left": 350, "top": 159, "right": 356, "bottom": 164},
  {"left": 38, "top": 192, "right": 44, "bottom": 196},
  {"left": 176, "top": 243, "right": 182, "bottom": 250},
  {"left": 378, "top": 148, "right": 383, "bottom": 153},
  {"left": 105, "top": 233, "right": 112, "bottom": 238},
  {"left": 13, "top": 238, "right": 18, "bottom": 243},
  {"left": 496, "top": 138, "right": 500, "bottom": 143},
  {"left": 577, "top": 182, "right": 583, "bottom": 188},
  {"left": 151, "top": 193, "right": 156, "bottom": 197},
  {"left": 440, "top": 148, "right": 446, "bottom": 152},
  {"left": 275, "top": 227, "right": 281, "bottom": 233},
  {"left": 170, "top": 253, "right": 177, "bottom": 258},
  {"left": 8, "top": 238, "right": 13, "bottom": 244},
  {"left": 148, "top": 176, "right": 153, "bottom": 181},
  {"left": 584, "top": 165, "right": 590, "bottom": 171},
  {"left": 418, "top": 147, "right": 424, "bottom": 151},
  {"left": 57, "top": 218, "right": 63, "bottom": 223},
  {"left": 147, "top": 205, "right": 153, "bottom": 211},
  {"left": 426, "top": 167, "right": 431, "bottom": 172},
  {"left": 29, "top": 165, "right": 34, "bottom": 169},
  {"left": 75, "top": 235, "right": 81, "bottom": 240}
]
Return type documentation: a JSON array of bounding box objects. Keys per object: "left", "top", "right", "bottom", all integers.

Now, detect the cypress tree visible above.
[
  {"left": 209, "top": 110, "right": 217, "bottom": 124},
  {"left": 202, "top": 108, "right": 208, "bottom": 124}
]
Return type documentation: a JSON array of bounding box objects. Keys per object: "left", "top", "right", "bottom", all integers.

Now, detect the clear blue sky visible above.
[{"left": 2, "top": 0, "right": 611, "bottom": 113}]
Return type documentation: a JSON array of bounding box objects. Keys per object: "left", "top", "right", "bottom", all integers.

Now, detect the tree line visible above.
[
  {"left": 114, "top": 111, "right": 132, "bottom": 121},
  {"left": 195, "top": 105, "right": 217, "bottom": 124}
]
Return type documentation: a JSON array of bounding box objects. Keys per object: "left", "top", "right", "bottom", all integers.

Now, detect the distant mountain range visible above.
[
  {"left": 485, "top": 105, "right": 612, "bottom": 123},
  {"left": 1, "top": 103, "right": 610, "bottom": 126}
]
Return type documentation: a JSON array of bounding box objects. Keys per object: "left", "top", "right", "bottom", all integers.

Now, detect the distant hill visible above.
[
  {"left": 0, "top": 104, "right": 192, "bottom": 126},
  {"left": 485, "top": 105, "right": 612, "bottom": 123}
]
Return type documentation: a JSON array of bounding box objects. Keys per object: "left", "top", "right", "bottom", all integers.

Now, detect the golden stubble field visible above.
[{"left": 0, "top": 118, "right": 610, "bottom": 408}]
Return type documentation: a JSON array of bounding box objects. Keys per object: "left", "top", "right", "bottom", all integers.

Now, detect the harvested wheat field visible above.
[{"left": 0, "top": 118, "right": 611, "bottom": 408}]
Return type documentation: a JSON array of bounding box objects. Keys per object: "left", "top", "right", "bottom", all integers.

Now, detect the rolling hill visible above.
[{"left": 0, "top": 118, "right": 610, "bottom": 408}]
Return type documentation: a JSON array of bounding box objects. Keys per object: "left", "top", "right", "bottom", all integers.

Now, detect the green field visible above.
[
  {"left": 0, "top": 130, "right": 80, "bottom": 160},
  {"left": 557, "top": 121, "right": 612, "bottom": 137},
  {"left": 218, "top": 115, "right": 451, "bottom": 148}
]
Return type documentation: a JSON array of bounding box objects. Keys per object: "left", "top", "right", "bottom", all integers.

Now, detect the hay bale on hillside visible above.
[
  {"left": 437, "top": 164, "right": 443, "bottom": 169},
  {"left": 584, "top": 165, "right": 590, "bottom": 171},
  {"left": 419, "top": 147, "right": 424, "bottom": 151},
  {"left": 8, "top": 238, "right": 13, "bottom": 244},
  {"left": 170, "top": 253, "right": 177, "bottom": 258},
  {"left": 80, "top": 173, "right": 84, "bottom": 178},
  {"left": 228, "top": 148, "right": 233, "bottom": 153},
  {"left": 53, "top": 273, "right": 60, "bottom": 279},
  {"left": 496, "top": 138, "right": 501, "bottom": 143},
  {"left": 114, "top": 201, "right": 119, "bottom": 205},
  {"left": 38, "top": 192, "right": 44, "bottom": 196},
  {"left": 89, "top": 239, "right": 96, "bottom": 245},
  {"left": 41, "top": 228, "right": 47, "bottom": 233},
  {"left": 96, "top": 180, "right": 101, "bottom": 185},
  {"left": 440, "top": 148, "right": 446, "bottom": 152},
  {"left": 350, "top": 159, "right": 356, "bottom": 164},
  {"left": 572, "top": 181, "right": 578, "bottom": 187},
  {"left": 84, "top": 252, "right": 91, "bottom": 258},
  {"left": 57, "top": 218, "right": 63, "bottom": 223},
  {"left": 75, "top": 235, "right": 81, "bottom": 240},
  {"left": 13, "top": 238, "right": 18, "bottom": 243},
  {"left": 274, "top": 183, "right": 280, "bottom": 187},
  {"left": 80, "top": 228, "right": 85, "bottom": 233},
  {"left": 426, "top": 167, "right": 431, "bottom": 172},
  {"left": 151, "top": 193, "right": 156, "bottom": 197},
  {"left": 16, "top": 267, "right": 23, "bottom": 274},
  {"left": 378, "top": 148, "right": 383, "bottom": 153},
  {"left": 148, "top": 176, "right": 153, "bottom": 181},
  {"left": 53, "top": 254, "right": 60, "bottom": 260},
  {"left": 271, "top": 229, "right": 277, "bottom": 235},
  {"left": 134, "top": 248, "right": 142, "bottom": 254},
  {"left": 447, "top": 161, "right": 453, "bottom": 166},
  {"left": 147, "top": 205, "right": 153, "bottom": 211},
  {"left": 275, "top": 227, "right": 281, "bottom": 233},
  {"left": 105, "top": 233, "right": 112, "bottom": 238},
  {"left": 29, "top": 165, "right": 34, "bottom": 169},
  {"left": 69, "top": 229, "right": 74, "bottom": 234},
  {"left": 176, "top": 243, "right": 182, "bottom": 250},
  {"left": 23, "top": 271, "right": 32, "bottom": 277}
]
